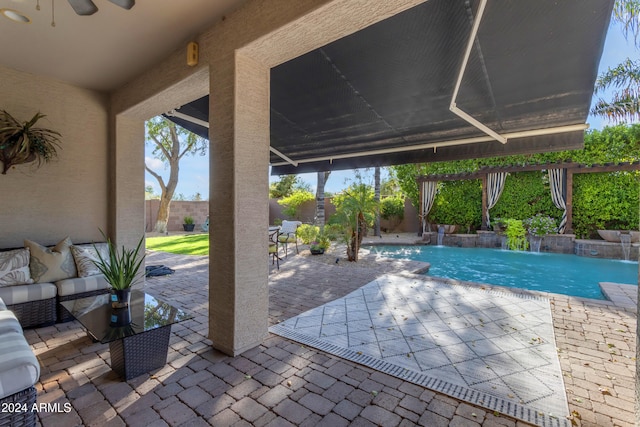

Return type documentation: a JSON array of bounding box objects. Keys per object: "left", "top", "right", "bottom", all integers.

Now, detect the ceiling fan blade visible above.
[
  {"left": 67, "top": 0, "right": 98, "bottom": 15},
  {"left": 108, "top": 0, "right": 135, "bottom": 10}
]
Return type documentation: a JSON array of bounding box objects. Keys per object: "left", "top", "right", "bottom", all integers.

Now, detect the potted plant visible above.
[
  {"left": 524, "top": 214, "right": 557, "bottom": 252},
  {"left": 524, "top": 214, "right": 557, "bottom": 237},
  {"left": 92, "top": 231, "right": 145, "bottom": 309},
  {"left": 0, "top": 110, "right": 61, "bottom": 174},
  {"left": 309, "top": 234, "right": 330, "bottom": 255},
  {"left": 183, "top": 216, "right": 195, "bottom": 232}
]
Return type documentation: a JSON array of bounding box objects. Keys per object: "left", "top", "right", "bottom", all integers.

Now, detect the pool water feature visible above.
[{"left": 371, "top": 245, "right": 638, "bottom": 300}]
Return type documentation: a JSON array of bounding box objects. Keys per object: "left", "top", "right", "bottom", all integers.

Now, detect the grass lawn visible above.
[{"left": 146, "top": 234, "right": 209, "bottom": 255}]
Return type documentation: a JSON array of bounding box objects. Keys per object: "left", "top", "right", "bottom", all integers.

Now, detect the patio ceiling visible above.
[{"left": 166, "top": 0, "right": 614, "bottom": 175}]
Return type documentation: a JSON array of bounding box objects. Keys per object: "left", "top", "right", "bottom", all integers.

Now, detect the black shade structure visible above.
[{"left": 165, "top": 0, "right": 613, "bottom": 175}]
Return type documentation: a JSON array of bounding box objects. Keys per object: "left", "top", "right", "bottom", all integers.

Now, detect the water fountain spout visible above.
[
  {"left": 619, "top": 231, "right": 631, "bottom": 261},
  {"left": 437, "top": 225, "right": 445, "bottom": 246},
  {"left": 529, "top": 235, "right": 542, "bottom": 253}
]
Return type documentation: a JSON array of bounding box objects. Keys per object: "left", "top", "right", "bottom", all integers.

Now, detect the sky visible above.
[{"left": 145, "top": 20, "right": 636, "bottom": 199}]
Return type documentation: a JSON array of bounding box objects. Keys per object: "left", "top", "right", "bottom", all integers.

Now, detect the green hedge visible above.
[
  {"left": 491, "top": 172, "right": 561, "bottom": 222},
  {"left": 572, "top": 172, "right": 639, "bottom": 238},
  {"left": 429, "top": 180, "right": 482, "bottom": 231}
]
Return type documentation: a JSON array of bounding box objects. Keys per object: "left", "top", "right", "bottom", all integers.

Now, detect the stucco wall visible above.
[{"left": 0, "top": 65, "right": 109, "bottom": 248}]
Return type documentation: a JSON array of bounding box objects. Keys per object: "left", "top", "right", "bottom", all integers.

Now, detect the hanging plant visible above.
[{"left": 0, "top": 110, "right": 61, "bottom": 174}]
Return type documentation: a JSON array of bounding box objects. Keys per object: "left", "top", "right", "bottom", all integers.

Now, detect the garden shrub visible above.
[
  {"left": 277, "top": 190, "right": 315, "bottom": 219},
  {"left": 296, "top": 224, "right": 319, "bottom": 244},
  {"left": 380, "top": 196, "right": 405, "bottom": 221},
  {"left": 504, "top": 219, "right": 528, "bottom": 251}
]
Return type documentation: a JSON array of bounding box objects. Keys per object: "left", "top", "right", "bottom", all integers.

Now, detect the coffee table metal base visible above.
[{"left": 109, "top": 325, "right": 171, "bottom": 380}]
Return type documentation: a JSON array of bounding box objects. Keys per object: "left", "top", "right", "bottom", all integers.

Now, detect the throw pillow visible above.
[
  {"left": 0, "top": 248, "right": 34, "bottom": 287},
  {"left": 71, "top": 243, "right": 110, "bottom": 278},
  {"left": 25, "top": 237, "right": 77, "bottom": 283}
]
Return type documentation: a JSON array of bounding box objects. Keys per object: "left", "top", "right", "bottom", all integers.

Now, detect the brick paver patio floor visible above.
[{"left": 27, "top": 238, "right": 636, "bottom": 427}]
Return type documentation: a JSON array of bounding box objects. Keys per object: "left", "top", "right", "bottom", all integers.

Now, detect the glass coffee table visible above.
[{"left": 61, "top": 289, "right": 193, "bottom": 380}]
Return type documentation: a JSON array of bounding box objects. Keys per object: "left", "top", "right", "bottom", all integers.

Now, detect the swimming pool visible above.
[{"left": 370, "top": 245, "right": 638, "bottom": 299}]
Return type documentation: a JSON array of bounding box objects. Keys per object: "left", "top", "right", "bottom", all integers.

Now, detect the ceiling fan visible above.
[{"left": 67, "top": 0, "right": 135, "bottom": 16}]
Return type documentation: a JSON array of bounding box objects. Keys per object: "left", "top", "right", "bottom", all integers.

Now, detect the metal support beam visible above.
[
  {"left": 449, "top": 0, "right": 507, "bottom": 144},
  {"left": 166, "top": 109, "right": 298, "bottom": 167},
  {"left": 270, "top": 124, "right": 588, "bottom": 167}
]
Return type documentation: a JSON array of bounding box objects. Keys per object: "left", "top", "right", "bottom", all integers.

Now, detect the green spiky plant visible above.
[
  {"left": 92, "top": 231, "right": 145, "bottom": 291},
  {"left": 0, "top": 110, "right": 62, "bottom": 174}
]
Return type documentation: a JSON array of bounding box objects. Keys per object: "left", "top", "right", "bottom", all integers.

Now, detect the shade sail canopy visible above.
[{"left": 166, "top": 0, "right": 613, "bottom": 175}]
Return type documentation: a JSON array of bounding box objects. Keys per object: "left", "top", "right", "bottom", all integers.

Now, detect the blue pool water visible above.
[{"left": 370, "top": 245, "right": 638, "bottom": 299}]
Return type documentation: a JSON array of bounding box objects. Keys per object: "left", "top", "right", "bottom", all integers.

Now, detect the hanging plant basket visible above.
[{"left": 0, "top": 110, "right": 61, "bottom": 174}]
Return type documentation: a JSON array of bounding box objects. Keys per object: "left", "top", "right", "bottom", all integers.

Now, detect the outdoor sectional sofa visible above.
[
  {"left": 0, "top": 297, "right": 40, "bottom": 427},
  {"left": 0, "top": 237, "right": 111, "bottom": 328},
  {"left": 0, "top": 237, "right": 114, "bottom": 426}
]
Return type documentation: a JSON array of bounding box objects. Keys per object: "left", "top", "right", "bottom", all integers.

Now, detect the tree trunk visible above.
[
  {"left": 374, "top": 167, "right": 381, "bottom": 236},
  {"left": 347, "top": 211, "right": 366, "bottom": 262},
  {"left": 315, "top": 171, "right": 330, "bottom": 230},
  {"left": 153, "top": 157, "right": 179, "bottom": 233},
  {"left": 154, "top": 195, "right": 171, "bottom": 233}
]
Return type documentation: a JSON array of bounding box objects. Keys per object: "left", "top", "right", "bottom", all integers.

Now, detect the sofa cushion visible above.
[
  {"left": 0, "top": 311, "right": 23, "bottom": 335},
  {"left": 70, "top": 243, "right": 109, "bottom": 278},
  {"left": 25, "top": 237, "right": 77, "bottom": 283},
  {"left": 55, "top": 275, "right": 110, "bottom": 297},
  {"left": 0, "top": 283, "right": 57, "bottom": 306},
  {"left": 0, "top": 331, "right": 40, "bottom": 400},
  {"left": 0, "top": 248, "right": 33, "bottom": 287}
]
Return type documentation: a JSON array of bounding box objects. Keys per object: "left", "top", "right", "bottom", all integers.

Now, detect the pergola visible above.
[{"left": 417, "top": 161, "right": 640, "bottom": 233}]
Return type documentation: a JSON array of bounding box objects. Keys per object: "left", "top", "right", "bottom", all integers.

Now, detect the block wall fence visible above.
[{"left": 145, "top": 198, "right": 420, "bottom": 233}]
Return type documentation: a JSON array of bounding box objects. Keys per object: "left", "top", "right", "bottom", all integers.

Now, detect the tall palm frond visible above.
[
  {"left": 613, "top": 0, "right": 640, "bottom": 48},
  {"left": 594, "top": 58, "right": 640, "bottom": 93}
]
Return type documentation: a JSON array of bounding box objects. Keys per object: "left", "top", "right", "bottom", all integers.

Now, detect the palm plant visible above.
[
  {"left": 332, "top": 181, "right": 378, "bottom": 261},
  {"left": 591, "top": 1, "right": 640, "bottom": 122},
  {"left": 0, "top": 110, "right": 61, "bottom": 174}
]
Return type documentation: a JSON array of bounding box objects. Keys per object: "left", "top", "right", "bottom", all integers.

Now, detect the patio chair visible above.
[
  {"left": 278, "top": 220, "right": 301, "bottom": 257},
  {"left": 269, "top": 227, "right": 280, "bottom": 269}
]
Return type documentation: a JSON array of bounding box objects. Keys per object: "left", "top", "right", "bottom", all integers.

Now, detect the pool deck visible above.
[
  {"left": 28, "top": 233, "right": 636, "bottom": 427},
  {"left": 600, "top": 282, "right": 638, "bottom": 309}
]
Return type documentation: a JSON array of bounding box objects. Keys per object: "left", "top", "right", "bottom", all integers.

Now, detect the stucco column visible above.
[
  {"left": 109, "top": 115, "right": 146, "bottom": 251},
  {"left": 208, "top": 52, "right": 270, "bottom": 356}
]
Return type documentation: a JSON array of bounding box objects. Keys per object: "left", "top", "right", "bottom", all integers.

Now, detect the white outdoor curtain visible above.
[
  {"left": 548, "top": 168, "right": 567, "bottom": 233},
  {"left": 486, "top": 172, "right": 507, "bottom": 228},
  {"left": 420, "top": 181, "right": 437, "bottom": 234}
]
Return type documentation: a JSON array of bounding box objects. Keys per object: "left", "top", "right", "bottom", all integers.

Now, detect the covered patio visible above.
[
  {"left": 29, "top": 244, "right": 636, "bottom": 426},
  {"left": 2, "top": 0, "right": 634, "bottom": 425}
]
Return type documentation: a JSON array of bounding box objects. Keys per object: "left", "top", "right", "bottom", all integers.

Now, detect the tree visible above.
[
  {"left": 592, "top": 1, "right": 640, "bottom": 122},
  {"left": 269, "top": 175, "right": 312, "bottom": 198},
  {"left": 145, "top": 117, "right": 207, "bottom": 233},
  {"left": 315, "top": 171, "right": 331, "bottom": 229},
  {"left": 331, "top": 180, "right": 378, "bottom": 261}
]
